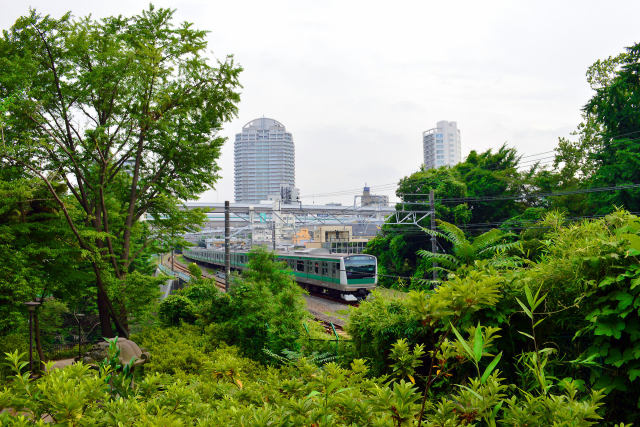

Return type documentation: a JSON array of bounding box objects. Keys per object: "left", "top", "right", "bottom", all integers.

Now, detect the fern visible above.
[{"left": 263, "top": 348, "right": 337, "bottom": 367}]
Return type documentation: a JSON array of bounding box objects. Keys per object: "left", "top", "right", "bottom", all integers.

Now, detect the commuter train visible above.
[{"left": 183, "top": 248, "right": 377, "bottom": 301}]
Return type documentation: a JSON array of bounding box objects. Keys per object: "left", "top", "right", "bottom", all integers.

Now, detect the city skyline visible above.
[{"left": 3, "top": 1, "right": 640, "bottom": 206}]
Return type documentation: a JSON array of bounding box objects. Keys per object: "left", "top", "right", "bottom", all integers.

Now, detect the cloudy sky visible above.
[{"left": 3, "top": 1, "right": 639, "bottom": 205}]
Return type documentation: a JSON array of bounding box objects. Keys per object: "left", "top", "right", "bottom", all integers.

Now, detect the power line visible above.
[
  {"left": 397, "top": 183, "right": 640, "bottom": 204},
  {"left": 520, "top": 150, "right": 555, "bottom": 159},
  {"left": 300, "top": 182, "right": 398, "bottom": 198}
]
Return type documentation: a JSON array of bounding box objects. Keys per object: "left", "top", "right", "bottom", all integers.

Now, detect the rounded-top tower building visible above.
[{"left": 234, "top": 117, "right": 295, "bottom": 203}]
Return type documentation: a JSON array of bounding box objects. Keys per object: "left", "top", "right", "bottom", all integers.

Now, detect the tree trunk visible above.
[
  {"left": 97, "top": 282, "right": 115, "bottom": 338},
  {"left": 34, "top": 311, "right": 45, "bottom": 372},
  {"left": 93, "top": 262, "right": 129, "bottom": 338}
]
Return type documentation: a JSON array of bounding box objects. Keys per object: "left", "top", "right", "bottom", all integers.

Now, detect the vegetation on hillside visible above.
[{"left": 1, "top": 5, "right": 640, "bottom": 425}]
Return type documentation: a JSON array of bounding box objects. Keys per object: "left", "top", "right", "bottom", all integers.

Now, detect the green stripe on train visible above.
[{"left": 346, "top": 278, "right": 376, "bottom": 285}]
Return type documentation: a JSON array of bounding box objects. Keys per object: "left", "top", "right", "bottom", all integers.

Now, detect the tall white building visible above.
[
  {"left": 234, "top": 117, "right": 295, "bottom": 203},
  {"left": 423, "top": 120, "right": 462, "bottom": 169}
]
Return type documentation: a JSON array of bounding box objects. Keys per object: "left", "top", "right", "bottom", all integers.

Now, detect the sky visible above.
[{"left": 3, "top": 1, "right": 640, "bottom": 205}]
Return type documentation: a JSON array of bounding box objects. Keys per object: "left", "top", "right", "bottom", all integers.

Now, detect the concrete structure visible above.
[
  {"left": 361, "top": 185, "right": 389, "bottom": 207},
  {"left": 302, "top": 225, "right": 370, "bottom": 254},
  {"left": 423, "top": 120, "right": 462, "bottom": 169},
  {"left": 234, "top": 117, "right": 295, "bottom": 203}
]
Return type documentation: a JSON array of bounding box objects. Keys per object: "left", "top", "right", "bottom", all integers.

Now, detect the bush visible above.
[
  {"left": 158, "top": 294, "right": 196, "bottom": 326},
  {"left": 347, "top": 291, "right": 426, "bottom": 375},
  {"left": 220, "top": 248, "right": 307, "bottom": 363}
]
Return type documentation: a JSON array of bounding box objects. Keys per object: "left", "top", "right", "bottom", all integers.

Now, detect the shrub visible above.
[
  {"left": 158, "top": 294, "right": 196, "bottom": 326},
  {"left": 347, "top": 291, "right": 426, "bottom": 375},
  {"left": 218, "top": 248, "right": 307, "bottom": 363}
]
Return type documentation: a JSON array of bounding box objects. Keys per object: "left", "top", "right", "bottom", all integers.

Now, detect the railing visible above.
[{"left": 157, "top": 264, "right": 191, "bottom": 282}]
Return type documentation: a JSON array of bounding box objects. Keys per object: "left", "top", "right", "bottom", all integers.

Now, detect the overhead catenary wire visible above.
[
  {"left": 299, "top": 148, "right": 568, "bottom": 199},
  {"left": 397, "top": 183, "right": 640, "bottom": 204},
  {"left": 302, "top": 132, "right": 640, "bottom": 201}
]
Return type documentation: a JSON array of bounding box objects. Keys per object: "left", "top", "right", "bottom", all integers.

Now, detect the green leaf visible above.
[
  {"left": 458, "top": 384, "right": 483, "bottom": 400},
  {"left": 599, "top": 276, "right": 616, "bottom": 288},
  {"left": 531, "top": 292, "right": 547, "bottom": 312},
  {"left": 481, "top": 352, "right": 503, "bottom": 384},
  {"left": 450, "top": 322, "right": 474, "bottom": 361},
  {"left": 515, "top": 297, "right": 533, "bottom": 319},
  {"left": 518, "top": 330, "right": 535, "bottom": 341},
  {"left": 615, "top": 292, "right": 634, "bottom": 310},
  {"left": 524, "top": 285, "right": 534, "bottom": 307},
  {"left": 533, "top": 318, "right": 546, "bottom": 328},
  {"left": 630, "top": 368, "right": 640, "bottom": 382},
  {"left": 473, "top": 324, "right": 483, "bottom": 362}
]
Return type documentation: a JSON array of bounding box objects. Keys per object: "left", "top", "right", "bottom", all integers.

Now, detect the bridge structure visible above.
[{"left": 178, "top": 201, "right": 432, "bottom": 248}]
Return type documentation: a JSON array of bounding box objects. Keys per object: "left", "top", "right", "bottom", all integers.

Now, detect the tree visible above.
[
  {"left": 583, "top": 43, "right": 640, "bottom": 214},
  {"left": 222, "top": 248, "right": 306, "bottom": 362},
  {"left": 367, "top": 146, "right": 528, "bottom": 288},
  {"left": 0, "top": 6, "right": 242, "bottom": 336},
  {"left": 456, "top": 145, "right": 525, "bottom": 226}
]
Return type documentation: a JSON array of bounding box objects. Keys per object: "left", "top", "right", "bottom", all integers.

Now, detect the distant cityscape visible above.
[
  {"left": 233, "top": 117, "right": 462, "bottom": 206},
  {"left": 185, "top": 117, "right": 464, "bottom": 253}
]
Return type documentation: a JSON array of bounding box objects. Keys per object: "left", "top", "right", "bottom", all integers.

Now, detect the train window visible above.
[
  {"left": 314, "top": 262, "right": 319, "bottom": 274},
  {"left": 321, "top": 262, "right": 328, "bottom": 276},
  {"left": 296, "top": 260, "right": 304, "bottom": 272}
]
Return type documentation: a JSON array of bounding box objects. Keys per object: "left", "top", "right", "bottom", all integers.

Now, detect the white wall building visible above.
[
  {"left": 422, "top": 120, "right": 462, "bottom": 169},
  {"left": 234, "top": 117, "right": 295, "bottom": 203}
]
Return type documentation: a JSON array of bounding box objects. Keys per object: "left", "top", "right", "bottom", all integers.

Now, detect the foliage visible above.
[
  {"left": 219, "top": 247, "right": 307, "bottom": 362},
  {"left": 389, "top": 338, "right": 425, "bottom": 384},
  {"left": 415, "top": 219, "right": 519, "bottom": 282},
  {"left": 158, "top": 294, "right": 196, "bottom": 326},
  {"left": 347, "top": 291, "right": 426, "bottom": 375},
  {"left": 97, "top": 337, "right": 137, "bottom": 399},
  {"left": 0, "top": 177, "right": 89, "bottom": 337},
  {"left": 573, "top": 218, "right": 640, "bottom": 402},
  {"left": 0, "top": 4, "right": 242, "bottom": 336},
  {"left": 553, "top": 42, "right": 640, "bottom": 215},
  {"left": 187, "top": 263, "right": 202, "bottom": 280},
  {"left": 367, "top": 145, "right": 531, "bottom": 289}
]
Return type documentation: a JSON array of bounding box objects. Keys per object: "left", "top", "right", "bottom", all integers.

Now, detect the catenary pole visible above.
[
  {"left": 224, "top": 201, "right": 230, "bottom": 292},
  {"left": 429, "top": 189, "right": 438, "bottom": 282},
  {"left": 272, "top": 220, "right": 276, "bottom": 251}
]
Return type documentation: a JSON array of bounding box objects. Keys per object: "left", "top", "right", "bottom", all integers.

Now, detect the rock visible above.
[{"left": 80, "top": 338, "right": 149, "bottom": 367}]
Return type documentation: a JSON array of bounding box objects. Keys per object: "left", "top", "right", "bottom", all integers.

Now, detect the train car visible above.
[{"left": 183, "top": 248, "right": 376, "bottom": 301}]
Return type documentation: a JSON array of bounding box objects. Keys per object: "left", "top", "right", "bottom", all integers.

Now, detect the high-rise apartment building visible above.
[
  {"left": 422, "top": 120, "right": 462, "bottom": 169},
  {"left": 234, "top": 117, "right": 295, "bottom": 203}
]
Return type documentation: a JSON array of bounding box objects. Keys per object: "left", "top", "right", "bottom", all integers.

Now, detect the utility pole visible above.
[
  {"left": 224, "top": 200, "right": 230, "bottom": 292},
  {"left": 272, "top": 220, "right": 276, "bottom": 251},
  {"left": 429, "top": 189, "right": 438, "bottom": 283},
  {"left": 249, "top": 207, "right": 254, "bottom": 249}
]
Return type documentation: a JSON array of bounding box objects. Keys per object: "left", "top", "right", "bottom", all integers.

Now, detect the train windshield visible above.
[{"left": 344, "top": 256, "right": 376, "bottom": 279}]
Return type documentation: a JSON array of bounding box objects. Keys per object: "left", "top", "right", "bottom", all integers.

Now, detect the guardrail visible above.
[{"left": 157, "top": 263, "right": 191, "bottom": 282}]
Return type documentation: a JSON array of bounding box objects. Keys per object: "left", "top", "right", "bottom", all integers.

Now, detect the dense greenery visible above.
[
  {"left": 159, "top": 248, "right": 307, "bottom": 363},
  {"left": 0, "top": 5, "right": 241, "bottom": 337},
  {"left": 368, "top": 42, "right": 640, "bottom": 289},
  {"left": 1, "top": 5, "right": 640, "bottom": 425}
]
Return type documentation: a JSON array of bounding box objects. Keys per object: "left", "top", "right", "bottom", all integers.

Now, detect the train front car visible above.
[{"left": 339, "top": 254, "right": 377, "bottom": 301}]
